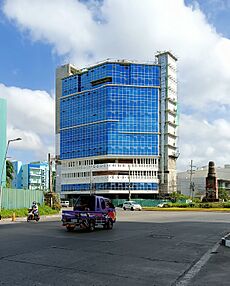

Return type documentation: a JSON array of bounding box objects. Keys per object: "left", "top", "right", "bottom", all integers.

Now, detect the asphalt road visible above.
[{"left": 1, "top": 210, "right": 230, "bottom": 286}]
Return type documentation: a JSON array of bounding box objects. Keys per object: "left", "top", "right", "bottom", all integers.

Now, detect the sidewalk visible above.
[
  {"left": 0, "top": 213, "right": 61, "bottom": 224},
  {"left": 188, "top": 241, "right": 230, "bottom": 285}
]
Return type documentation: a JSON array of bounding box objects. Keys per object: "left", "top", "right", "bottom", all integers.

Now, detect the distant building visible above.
[
  {"left": 12, "top": 161, "right": 49, "bottom": 191},
  {"left": 11, "top": 161, "right": 23, "bottom": 189},
  {"left": 0, "top": 98, "right": 7, "bottom": 187},
  {"left": 55, "top": 52, "right": 179, "bottom": 199},
  {"left": 177, "top": 164, "right": 230, "bottom": 197}
]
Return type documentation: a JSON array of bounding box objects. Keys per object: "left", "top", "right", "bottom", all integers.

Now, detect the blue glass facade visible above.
[
  {"left": 62, "top": 63, "right": 160, "bottom": 96},
  {"left": 60, "top": 61, "right": 161, "bottom": 194},
  {"left": 60, "top": 62, "right": 160, "bottom": 159},
  {"left": 62, "top": 182, "right": 158, "bottom": 192}
]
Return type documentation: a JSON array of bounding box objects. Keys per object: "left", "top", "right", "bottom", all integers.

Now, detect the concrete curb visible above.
[{"left": 221, "top": 233, "right": 230, "bottom": 248}]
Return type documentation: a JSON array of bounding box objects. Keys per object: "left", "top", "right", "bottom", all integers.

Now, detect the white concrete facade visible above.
[
  {"left": 55, "top": 64, "right": 78, "bottom": 194},
  {"left": 156, "top": 52, "right": 178, "bottom": 193},
  {"left": 61, "top": 156, "right": 159, "bottom": 195}
]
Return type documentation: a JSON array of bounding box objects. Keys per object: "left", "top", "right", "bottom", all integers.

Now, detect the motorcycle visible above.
[{"left": 27, "top": 208, "right": 40, "bottom": 222}]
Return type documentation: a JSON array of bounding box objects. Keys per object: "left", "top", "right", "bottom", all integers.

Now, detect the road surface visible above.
[{"left": 0, "top": 210, "right": 230, "bottom": 285}]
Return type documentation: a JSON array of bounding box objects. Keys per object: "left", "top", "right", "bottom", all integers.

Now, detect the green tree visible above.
[
  {"left": 6, "top": 160, "right": 14, "bottom": 187},
  {"left": 170, "top": 191, "right": 189, "bottom": 202},
  {"left": 218, "top": 189, "right": 229, "bottom": 201}
]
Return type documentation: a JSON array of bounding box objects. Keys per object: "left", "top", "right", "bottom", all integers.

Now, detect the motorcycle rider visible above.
[{"left": 30, "top": 201, "right": 39, "bottom": 218}]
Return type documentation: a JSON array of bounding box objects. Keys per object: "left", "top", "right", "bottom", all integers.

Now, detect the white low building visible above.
[{"left": 177, "top": 164, "right": 230, "bottom": 197}]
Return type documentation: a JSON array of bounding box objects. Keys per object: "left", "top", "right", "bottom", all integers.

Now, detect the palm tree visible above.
[{"left": 6, "top": 160, "right": 14, "bottom": 187}]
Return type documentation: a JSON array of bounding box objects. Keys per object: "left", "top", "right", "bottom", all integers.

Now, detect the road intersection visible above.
[{"left": 0, "top": 210, "right": 230, "bottom": 285}]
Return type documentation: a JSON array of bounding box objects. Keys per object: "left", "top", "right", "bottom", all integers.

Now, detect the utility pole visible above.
[
  {"left": 48, "top": 153, "right": 53, "bottom": 193},
  {"left": 128, "top": 165, "right": 131, "bottom": 201},
  {"left": 90, "top": 167, "right": 93, "bottom": 196},
  {"left": 187, "top": 160, "right": 196, "bottom": 198},
  {"left": 90, "top": 162, "right": 95, "bottom": 196}
]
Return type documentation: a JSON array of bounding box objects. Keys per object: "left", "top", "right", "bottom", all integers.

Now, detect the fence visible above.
[
  {"left": 111, "top": 199, "right": 171, "bottom": 207},
  {"left": 1, "top": 188, "right": 44, "bottom": 209}
]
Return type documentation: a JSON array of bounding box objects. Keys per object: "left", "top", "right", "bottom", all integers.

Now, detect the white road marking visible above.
[{"left": 175, "top": 241, "right": 220, "bottom": 286}]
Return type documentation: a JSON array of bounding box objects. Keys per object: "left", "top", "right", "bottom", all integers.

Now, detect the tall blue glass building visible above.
[{"left": 56, "top": 52, "right": 178, "bottom": 198}]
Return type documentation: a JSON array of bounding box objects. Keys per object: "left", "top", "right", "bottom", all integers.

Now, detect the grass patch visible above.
[
  {"left": 143, "top": 207, "right": 230, "bottom": 212},
  {"left": 0, "top": 205, "right": 59, "bottom": 219},
  {"left": 143, "top": 201, "right": 230, "bottom": 210}
]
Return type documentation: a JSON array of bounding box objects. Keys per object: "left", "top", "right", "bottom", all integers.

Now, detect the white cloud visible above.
[
  {"left": 7, "top": 125, "right": 43, "bottom": 151},
  {"left": 0, "top": 84, "right": 54, "bottom": 134},
  {"left": 2, "top": 0, "right": 230, "bottom": 170},
  {"left": 3, "top": 0, "right": 97, "bottom": 65},
  {"left": 178, "top": 114, "right": 230, "bottom": 170},
  {"left": 0, "top": 83, "right": 54, "bottom": 160}
]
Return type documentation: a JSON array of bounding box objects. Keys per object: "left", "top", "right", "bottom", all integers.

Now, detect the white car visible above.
[
  {"left": 157, "top": 202, "right": 170, "bottom": 208},
  {"left": 123, "top": 201, "right": 142, "bottom": 211},
  {"left": 61, "top": 201, "right": 70, "bottom": 208}
]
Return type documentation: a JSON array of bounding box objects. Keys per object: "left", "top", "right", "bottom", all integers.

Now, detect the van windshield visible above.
[{"left": 74, "top": 195, "right": 95, "bottom": 211}]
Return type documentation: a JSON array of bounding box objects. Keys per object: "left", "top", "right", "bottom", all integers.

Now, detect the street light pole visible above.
[{"left": 0, "top": 137, "right": 22, "bottom": 212}]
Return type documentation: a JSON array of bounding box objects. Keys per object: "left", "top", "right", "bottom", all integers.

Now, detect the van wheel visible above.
[
  {"left": 66, "top": 226, "right": 75, "bottom": 232},
  {"left": 88, "top": 221, "right": 95, "bottom": 232},
  {"left": 123, "top": 207, "right": 126, "bottom": 210},
  {"left": 131, "top": 207, "right": 134, "bottom": 211}
]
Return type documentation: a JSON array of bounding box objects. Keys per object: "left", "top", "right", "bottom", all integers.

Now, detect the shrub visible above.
[
  {"left": 0, "top": 205, "right": 59, "bottom": 219},
  {"left": 219, "top": 189, "right": 230, "bottom": 201},
  {"left": 192, "top": 198, "right": 202, "bottom": 203},
  {"left": 39, "top": 204, "right": 59, "bottom": 215},
  {"left": 198, "top": 203, "right": 212, "bottom": 208},
  {"left": 170, "top": 192, "right": 190, "bottom": 202},
  {"left": 171, "top": 203, "right": 185, "bottom": 208},
  {"left": 197, "top": 202, "right": 224, "bottom": 208},
  {"left": 44, "top": 192, "right": 61, "bottom": 210},
  {"left": 223, "top": 202, "right": 230, "bottom": 208},
  {"left": 172, "top": 203, "right": 195, "bottom": 208}
]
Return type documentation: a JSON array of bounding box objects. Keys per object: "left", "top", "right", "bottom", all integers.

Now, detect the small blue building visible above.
[{"left": 12, "top": 161, "right": 49, "bottom": 191}]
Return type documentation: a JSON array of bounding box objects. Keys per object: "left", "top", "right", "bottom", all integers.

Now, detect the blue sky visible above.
[
  {"left": 186, "top": 0, "right": 230, "bottom": 38},
  {"left": 0, "top": 0, "right": 230, "bottom": 170},
  {"left": 0, "top": 0, "right": 229, "bottom": 94},
  {"left": 0, "top": 9, "right": 59, "bottom": 93}
]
